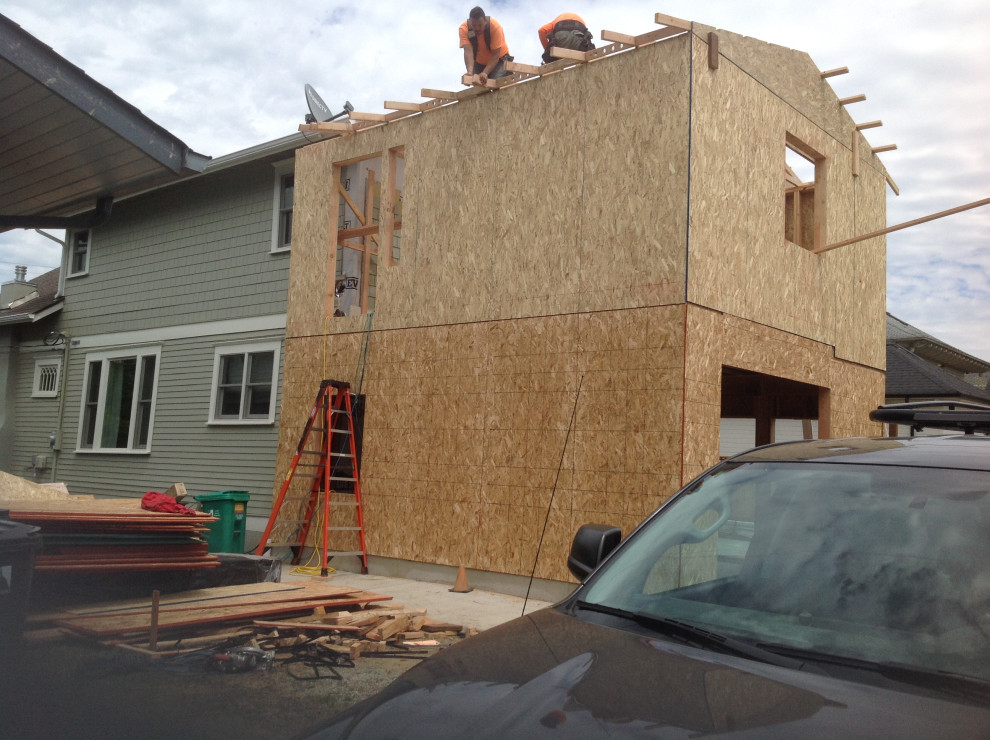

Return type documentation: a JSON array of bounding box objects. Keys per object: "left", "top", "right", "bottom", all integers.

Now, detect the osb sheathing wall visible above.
[
  {"left": 688, "top": 27, "right": 887, "bottom": 369},
  {"left": 279, "top": 27, "right": 887, "bottom": 582}
]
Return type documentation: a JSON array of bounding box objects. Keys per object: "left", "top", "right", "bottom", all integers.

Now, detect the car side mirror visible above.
[{"left": 568, "top": 524, "right": 622, "bottom": 581}]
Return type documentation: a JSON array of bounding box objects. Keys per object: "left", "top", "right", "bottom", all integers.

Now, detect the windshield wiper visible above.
[
  {"left": 573, "top": 600, "right": 809, "bottom": 671},
  {"left": 755, "top": 643, "right": 990, "bottom": 704}
]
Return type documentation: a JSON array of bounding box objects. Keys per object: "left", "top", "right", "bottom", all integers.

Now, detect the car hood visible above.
[{"left": 304, "top": 607, "right": 990, "bottom": 739}]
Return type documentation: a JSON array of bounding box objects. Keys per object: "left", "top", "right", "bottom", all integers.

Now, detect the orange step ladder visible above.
[{"left": 256, "top": 379, "right": 367, "bottom": 575}]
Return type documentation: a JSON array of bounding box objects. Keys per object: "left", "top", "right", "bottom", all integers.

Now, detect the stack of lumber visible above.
[
  {"left": 0, "top": 471, "right": 219, "bottom": 572},
  {"left": 35, "top": 580, "right": 467, "bottom": 661}
]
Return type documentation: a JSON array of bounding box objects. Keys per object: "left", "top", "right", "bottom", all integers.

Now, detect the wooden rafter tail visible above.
[
  {"left": 815, "top": 196, "right": 990, "bottom": 254},
  {"left": 421, "top": 88, "right": 459, "bottom": 101},
  {"left": 654, "top": 12, "right": 692, "bottom": 30},
  {"left": 820, "top": 66, "right": 849, "bottom": 79},
  {"left": 885, "top": 171, "right": 900, "bottom": 196},
  {"left": 384, "top": 100, "right": 423, "bottom": 112},
  {"left": 349, "top": 110, "right": 411, "bottom": 123},
  {"left": 872, "top": 144, "right": 897, "bottom": 154},
  {"left": 549, "top": 46, "right": 591, "bottom": 63},
  {"left": 839, "top": 94, "right": 866, "bottom": 106},
  {"left": 506, "top": 60, "right": 542, "bottom": 75},
  {"left": 856, "top": 120, "right": 883, "bottom": 130}
]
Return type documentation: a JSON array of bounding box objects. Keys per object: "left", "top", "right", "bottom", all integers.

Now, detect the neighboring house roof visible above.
[
  {"left": 0, "top": 266, "right": 61, "bottom": 325},
  {"left": 885, "top": 342, "right": 990, "bottom": 403},
  {"left": 886, "top": 313, "right": 990, "bottom": 374},
  {"left": 0, "top": 14, "right": 209, "bottom": 230}
]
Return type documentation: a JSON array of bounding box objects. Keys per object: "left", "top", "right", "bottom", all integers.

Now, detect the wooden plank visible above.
[
  {"left": 871, "top": 144, "right": 897, "bottom": 153},
  {"left": 815, "top": 196, "right": 990, "bottom": 254},
  {"left": 58, "top": 590, "right": 394, "bottom": 637},
  {"left": 64, "top": 582, "right": 304, "bottom": 616},
  {"left": 549, "top": 47, "right": 590, "bottom": 63},
  {"left": 251, "top": 619, "right": 364, "bottom": 632},
  {"left": 708, "top": 32, "right": 719, "bottom": 69},
  {"left": 820, "top": 66, "right": 849, "bottom": 78},
  {"left": 421, "top": 88, "right": 458, "bottom": 100},
  {"left": 347, "top": 110, "right": 408, "bottom": 123},
  {"left": 838, "top": 94, "right": 866, "bottom": 106},
  {"left": 856, "top": 120, "right": 883, "bottom": 130},
  {"left": 654, "top": 12, "right": 692, "bottom": 30},
  {"left": 384, "top": 100, "right": 423, "bottom": 112}
]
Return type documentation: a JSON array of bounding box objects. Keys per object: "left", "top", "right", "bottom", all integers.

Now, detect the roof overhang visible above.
[
  {"left": 0, "top": 14, "right": 209, "bottom": 232},
  {"left": 0, "top": 299, "right": 62, "bottom": 325}
]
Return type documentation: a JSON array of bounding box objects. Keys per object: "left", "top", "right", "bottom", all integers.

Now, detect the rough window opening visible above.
[
  {"left": 783, "top": 135, "right": 825, "bottom": 252},
  {"left": 333, "top": 147, "right": 404, "bottom": 317}
]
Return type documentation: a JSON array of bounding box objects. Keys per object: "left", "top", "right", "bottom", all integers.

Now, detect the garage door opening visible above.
[{"left": 719, "top": 367, "right": 828, "bottom": 458}]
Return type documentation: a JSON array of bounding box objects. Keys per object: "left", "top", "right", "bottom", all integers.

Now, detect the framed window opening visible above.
[
  {"left": 32, "top": 358, "right": 61, "bottom": 398},
  {"left": 784, "top": 134, "right": 826, "bottom": 252},
  {"left": 331, "top": 147, "right": 404, "bottom": 317},
  {"left": 208, "top": 341, "right": 280, "bottom": 424},
  {"left": 68, "top": 229, "right": 91, "bottom": 276},
  {"left": 271, "top": 160, "right": 294, "bottom": 253},
  {"left": 77, "top": 346, "right": 161, "bottom": 452}
]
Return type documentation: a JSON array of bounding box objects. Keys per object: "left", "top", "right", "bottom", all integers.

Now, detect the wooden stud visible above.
[
  {"left": 654, "top": 12, "right": 692, "bottom": 30},
  {"left": 361, "top": 169, "right": 375, "bottom": 313},
  {"left": 601, "top": 26, "right": 682, "bottom": 48},
  {"left": 708, "top": 32, "right": 719, "bottom": 70},
  {"left": 838, "top": 94, "right": 866, "bottom": 106},
  {"left": 852, "top": 131, "right": 859, "bottom": 177},
  {"left": 820, "top": 66, "right": 849, "bottom": 79},
  {"left": 856, "top": 120, "right": 883, "bottom": 130},
  {"left": 871, "top": 144, "right": 897, "bottom": 154},
  {"left": 886, "top": 172, "right": 900, "bottom": 196}
]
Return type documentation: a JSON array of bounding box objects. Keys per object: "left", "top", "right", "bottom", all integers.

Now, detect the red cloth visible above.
[{"left": 142, "top": 491, "right": 197, "bottom": 515}]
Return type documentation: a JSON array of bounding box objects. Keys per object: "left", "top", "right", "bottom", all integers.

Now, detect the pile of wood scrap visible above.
[
  {"left": 30, "top": 580, "right": 466, "bottom": 669},
  {"left": 0, "top": 471, "right": 218, "bottom": 572}
]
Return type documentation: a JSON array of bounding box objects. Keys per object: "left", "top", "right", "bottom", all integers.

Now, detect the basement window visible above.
[
  {"left": 32, "top": 359, "right": 61, "bottom": 398},
  {"left": 77, "top": 347, "right": 160, "bottom": 452},
  {"left": 332, "top": 147, "right": 404, "bottom": 317},
  {"left": 784, "top": 135, "right": 826, "bottom": 252}
]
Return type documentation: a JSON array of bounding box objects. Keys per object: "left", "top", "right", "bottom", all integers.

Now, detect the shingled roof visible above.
[
  {"left": 0, "top": 267, "right": 61, "bottom": 325},
  {"left": 885, "top": 342, "right": 990, "bottom": 403}
]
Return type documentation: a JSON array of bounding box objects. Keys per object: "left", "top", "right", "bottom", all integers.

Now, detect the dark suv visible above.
[{"left": 307, "top": 403, "right": 990, "bottom": 738}]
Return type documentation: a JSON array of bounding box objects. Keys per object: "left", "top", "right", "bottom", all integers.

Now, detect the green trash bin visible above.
[{"left": 195, "top": 491, "right": 250, "bottom": 553}]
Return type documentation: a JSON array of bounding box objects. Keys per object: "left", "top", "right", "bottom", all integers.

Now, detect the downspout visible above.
[{"left": 50, "top": 333, "right": 71, "bottom": 483}]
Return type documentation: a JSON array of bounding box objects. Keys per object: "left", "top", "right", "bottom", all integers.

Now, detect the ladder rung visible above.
[
  {"left": 329, "top": 452, "right": 354, "bottom": 458},
  {"left": 326, "top": 551, "right": 366, "bottom": 557},
  {"left": 267, "top": 541, "right": 305, "bottom": 547},
  {"left": 328, "top": 476, "right": 357, "bottom": 483}
]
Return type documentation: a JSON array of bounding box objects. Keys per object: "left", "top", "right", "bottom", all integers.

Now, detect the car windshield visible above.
[{"left": 581, "top": 461, "right": 990, "bottom": 682}]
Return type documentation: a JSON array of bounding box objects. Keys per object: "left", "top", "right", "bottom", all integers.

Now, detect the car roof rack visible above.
[{"left": 869, "top": 401, "right": 990, "bottom": 435}]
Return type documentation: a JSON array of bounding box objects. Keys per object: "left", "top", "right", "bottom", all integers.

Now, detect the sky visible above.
[{"left": 2, "top": 1, "right": 989, "bottom": 360}]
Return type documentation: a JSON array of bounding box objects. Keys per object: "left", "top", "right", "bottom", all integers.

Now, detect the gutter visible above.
[{"left": 0, "top": 301, "right": 64, "bottom": 326}]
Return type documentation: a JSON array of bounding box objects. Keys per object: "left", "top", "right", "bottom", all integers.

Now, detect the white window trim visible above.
[
  {"left": 270, "top": 159, "right": 294, "bottom": 254},
  {"left": 75, "top": 346, "right": 161, "bottom": 454},
  {"left": 32, "top": 358, "right": 61, "bottom": 398},
  {"left": 208, "top": 341, "right": 281, "bottom": 425},
  {"left": 67, "top": 229, "right": 91, "bottom": 277}
]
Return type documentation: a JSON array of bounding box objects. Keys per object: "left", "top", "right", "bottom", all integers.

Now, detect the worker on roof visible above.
[
  {"left": 460, "top": 6, "right": 512, "bottom": 84},
  {"left": 539, "top": 13, "right": 595, "bottom": 64}
]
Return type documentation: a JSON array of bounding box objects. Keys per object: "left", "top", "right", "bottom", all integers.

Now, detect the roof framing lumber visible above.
[
  {"left": 601, "top": 26, "right": 683, "bottom": 47},
  {"left": 820, "top": 66, "right": 849, "bottom": 78},
  {"left": 814, "top": 196, "right": 990, "bottom": 254},
  {"left": 872, "top": 144, "right": 897, "bottom": 153},
  {"left": 856, "top": 120, "right": 883, "bottom": 130},
  {"left": 838, "top": 94, "right": 866, "bottom": 106},
  {"left": 654, "top": 12, "right": 692, "bottom": 30}
]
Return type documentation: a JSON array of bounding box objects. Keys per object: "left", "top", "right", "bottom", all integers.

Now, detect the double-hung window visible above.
[
  {"left": 68, "top": 229, "right": 90, "bottom": 276},
  {"left": 271, "top": 161, "right": 294, "bottom": 252},
  {"left": 78, "top": 347, "right": 160, "bottom": 452},
  {"left": 209, "top": 342, "right": 280, "bottom": 424}
]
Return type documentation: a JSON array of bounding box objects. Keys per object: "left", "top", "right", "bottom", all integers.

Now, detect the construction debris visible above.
[{"left": 27, "top": 579, "right": 469, "bottom": 676}]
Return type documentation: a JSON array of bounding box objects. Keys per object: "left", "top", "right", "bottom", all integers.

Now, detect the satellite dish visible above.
[{"left": 304, "top": 84, "right": 354, "bottom": 123}]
